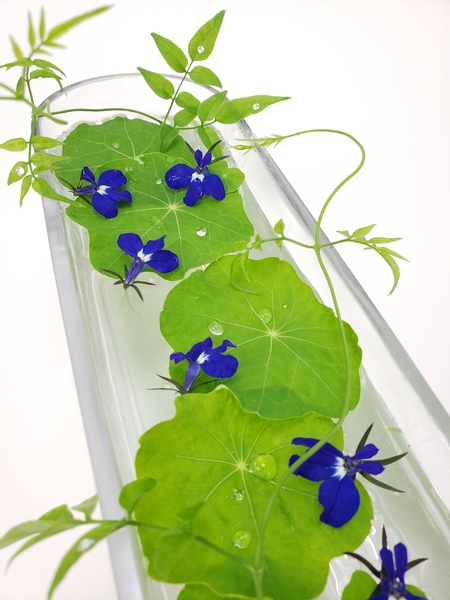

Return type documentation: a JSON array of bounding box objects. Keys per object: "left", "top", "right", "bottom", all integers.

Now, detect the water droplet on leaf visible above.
[
  {"left": 197, "top": 45, "right": 205, "bottom": 54},
  {"left": 248, "top": 454, "right": 277, "bottom": 480},
  {"left": 258, "top": 309, "right": 272, "bottom": 324},
  {"left": 208, "top": 321, "right": 224, "bottom": 335},
  {"left": 155, "top": 178, "right": 162, "bottom": 185},
  {"left": 196, "top": 227, "right": 207, "bottom": 237},
  {"left": 282, "top": 303, "right": 288, "bottom": 309},
  {"left": 78, "top": 538, "right": 95, "bottom": 552},
  {"left": 232, "top": 530, "right": 252, "bottom": 549},
  {"left": 233, "top": 489, "right": 244, "bottom": 501},
  {"left": 118, "top": 422, "right": 123, "bottom": 428},
  {"left": 194, "top": 295, "right": 200, "bottom": 300},
  {"left": 15, "top": 166, "right": 25, "bottom": 176},
  {"left": 252, "top": 103, "right": 260, "bottom": 111},
  {"left": 113, "top": 142, "right": 120, "bottom": 149}
]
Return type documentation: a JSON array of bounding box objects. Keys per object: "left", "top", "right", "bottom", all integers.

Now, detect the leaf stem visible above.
[{"left": 52, "top": 106, "right": 163, "bottom": 124}]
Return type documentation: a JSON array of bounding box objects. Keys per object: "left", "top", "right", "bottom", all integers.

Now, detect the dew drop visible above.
[
  {"left": 15, "top": 166, "right": 25, "bottom": 176},
  {"left": 196, "top": 227, "right": 208, "bottom": 237},
  {"left": 208, "top": 321, "right": 224, "bottom": 336},
  {"left": 156, "top": 178, "right": 162, "bottom": 185},
  {"left": 248, "top": 454, "right": 277, "bottom": 481},
  {"left": 118, "top": 422, "right": 123, "bottom": 428},
  {"left": 148, "top": 277, "right": 155, "bottom": 284},
  {"left": 197, "top": 45, "right": 205, "bottom": 54},
  {"left": 282, "top": 303, "right": 288, "bottom": 309},
  {"left": 78, "top": 538, "right": 95, "bottom": 552},
  {"left": 258, "top": 309, "right": 272, "bottom": 324},
  {"left": 113, "top": 142, "right": 120, "bottom": 149},
  {"left": 233, "top": 489, "right": 244, "bottom": 501},
  {"left": 252, "top": 103, "right": 260, "bottom": 111},
  {"left": 232, "top": 530, "right": 252, "bottom": 549},
  {"left": 194, "top": 295, "right": 200, "bottom": 300}
]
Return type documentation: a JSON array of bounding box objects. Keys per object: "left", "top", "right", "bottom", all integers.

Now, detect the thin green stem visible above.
[
  {"left": 163, "top": 59, "right": 195, "bottom": 124},
  {"left": 52, "top": 106, "right": 162, "bottom": 124}
]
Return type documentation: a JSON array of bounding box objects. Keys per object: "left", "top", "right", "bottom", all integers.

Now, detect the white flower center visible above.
[
  {"left": 137, "top": 249, "right": 152, "bottom": 262},
  {"left": 96, "top": 185, "right": 109, "bottom": 195},
  {"left": 196, "top": 351, "right": 208, "bottom": 365},
  {"left": 334, "top": 456, "right": 347, "bottom": 478},
  {"left": 191, "top": 172, "right": 205, "bottom": 183}
]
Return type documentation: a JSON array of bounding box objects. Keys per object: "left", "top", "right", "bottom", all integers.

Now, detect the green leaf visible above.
[
  {"left": 19, "top": 175, "right": 32, "bottom": 204},
  {"left": 351, "top": 224, "right": 376, "bottom": 239},
  {"left": 30, "top": 152, "right": 69, "bottom": 167},
  {"left": 198, "top": 126, "right": 221, "bottom": 156},
  {"left": 174, "top": 109, "right": 197, "bottom": 127},
  {"left": 376, "top": 249, "right": 401, "bottom": 295},
  {"left": 135, "top": 389, "right": 372, "bottom": 600},
  {"left": 119, "top": 478, "right": 157, "bottom": 515},
  {"left": 31, "top": 104, "right": 67, "bottom": 125},
  {"left": 48, "top": 522, "right": 125, "bottom": 599},
  {"left": 28, "top": 12, "right": 37, "bottom": 48},
  {"left": 16, "top": 77, "right": 25, "bottom": 98},
  {"left": 273, "top": 218, "right": 285, "bottom": 236},
  {"left": 179, "top": 584, "right": 264, "bottom": 600},
  {"left": 47, "top": 6, "right": 112, "bottom": 41},
  {"left": 188, "top": 10, "right": 225, "bottom": 61},
  {"left": 1, "top": 58, "right": 34, "bottom": 70},
  {"left": 31, "top": 135, "right": 64, "bottom": 150},
  {"left": 161, "top": 255, "right": 362, "bottom": 418},
  {"left": 32, "top": 177, "right": 77, "bottom": 205},
  {"left": 159, "top": 124, "right": 180, "bottom": 152},
  {"left": 39, "top": 7, "right": 46, "bottom": 40},
  {"left": 29, "top": 69, "right": 62, "bottom": 84},
  {"left": 341, "top": 570, "right": 377, "bottom": 600},
  {"left": 337, "top": 229, "right": 350, "bottom": 238},
  {"left": 197, "top": 91, "right": 228, "bottom": 124},
  {"left": 32, "top": 59, "right": 66, "bottom": 76},
  {"left": 0, "top": 137, "right": 28, "bottom": 152},
  {"left": 176, "top": 91, "right": 201, "bottom": 112},
  {"left": 56, "top": 117, "right": 253, "bottom": 279},
  {"left": 0, "top": 505, "right": 74, "bottom": 549},
  {"left": 374, "top": 246, "right": 408, "bottom": 261},
  {"left": 367, "top": 236, "right": 402, "bottom": 244},
  {"left": 9, "top": 36, "right": 23, "bottom": 60},
  {"left": 137, "top": 67, "right": 174, "bottom": 100},
  {"left": 216, "top": 95, "right": 290, "bottom": 125},
  {"left": 7, "top": 162, "right": 28, "bottom": 185},
  {"left": 230, "top": 253, "right": 259, "bottom": 295},
  {"left": 189, "top": 66, "right": 222, "bottom": 88},
  {"left": 71, "top": 494, "right": 98, "bottom": 520},
  {"left": 151, "top": 33, "right": 188, "bottom": 73}
]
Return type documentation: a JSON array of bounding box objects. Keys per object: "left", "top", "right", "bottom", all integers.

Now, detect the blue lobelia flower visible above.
[
  {"left": 346, "top": 527, "right": 428, "bottom": 599},
  {"left": 118, "top": 233, "right": 179, "bottom": 284},
  {"left": 164, "top": 141, "right": 226, "bottom": 207},
  {"left": 73, "top": 166, "right": 132, "bottom": 218},
  {"left": 170, "top": 337, "right": 238, "bottom": 392}
]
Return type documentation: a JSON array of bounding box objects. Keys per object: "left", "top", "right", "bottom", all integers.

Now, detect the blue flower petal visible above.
[
  {"left": 92, "top": 192, "right": 119, "bottom": 218},
  {"left": 142, "top": 235, "right": 166, "bottom": 256},
  {"left": 203, "top": 172, "right": 226, "bottom": 200},
  {"left": 201, "top": 352, "right": 238, "bottom": 379},
  {"left": 318, "top": 475, "right": 360, "bottom": 527},
  {"left": 165, "top": 164, "right": 195, "bottom": 189},
  {"left": 124, "top": 257, "right": 146, "bottom": 285},
  {"left": 183, "top": 362, "right": 201, "bottom": 391},
  {"left": 291, "top": 437, "right": 343, "bottom": 457},
  {"left": 352, "top": 443, "right": 379, "bottom": 460},
  {"left": 117, "top": 233, "right": 144, "bottom": 257},
  {"left": 289, "top": 446, "right": 343, "bottom": 481},
  {"left": 394, "top": 543, "right": 408, "bottom": 580},
  {"left": 359, "top": 460, "right": 384, "bottom": 475},
  {"left": 184, "top": 179, "right": 204, "bottom": 206},
  {"left": 211, "top": 340, "right": 237, "bottom": 354},
  {"left": 106, "top": 188, "right": 132, "bottom": 203},
  {"left": 380, "top": 547, "right": 395, "bottom": 580},
  {"left": 74, "top": 183, "right": 96, "bottom": 195},
  {"left": 170, "top": 351, "right": 188, "bottom": 364},
  {"left": 201, "top": 151, "right": 213, "bottom": 167},
  {"left": 194, "top": 149, "right": 203, "bottom": 166},
  {"left": 98, "top": 169, "right": 127, "bottom": 188},
  {"left": 147, "top": 250, "right": 179, "bottom": 274},
  {"left": 80, "top": 166, "right": 96, "bottom": 184},
  {"left": 185, "top": 337, "right": 213, "bottom": 363}
]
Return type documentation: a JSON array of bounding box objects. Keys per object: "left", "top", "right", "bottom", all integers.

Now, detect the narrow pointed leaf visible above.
[
  {"left": 151, "top": 33, "right": 188, "bottom": 73},
  {"left": 197, "top": 90, "right": 228, "bottom": 123},
  {"left": 198, "top": 126, "right": 221, "bottom": 156},
  {"left": 31, "top": 135, "right": 64, "bottom": 150},
  {"left": 31, "top": 152, "right": 69, "bottom": 167},
  {"left": 359, "top": 471, "right": 405, "bottom": 493},
  {"left": 337, "top": 229, "right": 350, "bottom": 237},
  {"left": 16, "top": 77, "right": 25, "bottom": 98},
  {"left": 0, "top": 137, "right": 28, "bottom": 152},
  {"left": 175, "top": 91, "right": 200, "bottom": 111},
  {"left": 29, "top": 69, "right": 62, "bottom": 84},
  {"left": 32, "top": 177, "right": 78, "bottom": 205},
  {"left": 32, "top": 59, "right": 66, "bottom": 76},
  {"left": 377, "top": 451, "right": 408, "bottom": 466},
  {"left": 0, "top": 505, "right": 74, "bottom": 548},
  {"left": 71, "top": 494, "right": 98, "bottom": 520},
  {"left": 367, "top": 236, "right": 402, "bottom": 244},
  {"left": 189, "top": 66, "right": 222, "bottom": 88},
  {"left": 273, "top": 218, "right": 285, "bottom": 236},
  {"left": 119, "top": 478, "right": 157, "bottom": 515},
  {"left": 19, "top": 175, "right": 32, "bottom": 204},
  {"left": 376, "top": 250, "right": 401, "bottom": 294},
  {"left": 39, "top": 7, "right": 46, "bottom": 40},
  {"left": 351, "top": 224, "right": 376, "bottom": 238},
  {"left": 9, "top": 36, "right": 23, "bottom": 60},
  {"left": 159, "top": 124, "right": 180, "bottom": 151},
  {"left": 188, "top": 10, "right": 225, "bottom": 61},
  {"left": 174, "top": 108, "right": 197, "bottom": 127},
  {"left": 47, "top": 6, "right": 112, "bottom": 40},
  {"left": 216, "top": 95, "right": 290, "bottom": 124},
  {"left": 7, "top": 162, "right": 28, "bottom": 185},
  {"left": 137, "top": 67, "right": 174, "bottom": 99},
  {"left": 355, "top": 423, "right": 373, "bottom": 452},
  {"left": 28, "top": 12, "right": 37, "bottom": 48}
]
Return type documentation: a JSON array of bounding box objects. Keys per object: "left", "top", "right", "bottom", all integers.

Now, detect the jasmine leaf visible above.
[
  {"left": 39, "top": 7, "right": 46, "bottom": 40},
  {"left": 119, "top": 478, "right": 157, "bottom": 515},
  {"left": 1, "top": 58, "right": 34, "bottom": 70},
  {"left": 198, "top": 126, "right": 221, "bottom": 156},
  {"left": 137, "top": 67, "right": 174, "bottom": 99},
  {"left": 7, "top": 162, "right": 27, "bottom": 185},
  {"left": 0, "top": 137, "right": 28, "bottom": 152},
  {"left": 367, "top": 236, "right": 402, "bottom": 244},
  {"left": 337, "top": 229, "right": 350, "bottom": 238},
  {"left": 189, "top": 66, "right": 222, "bottom": 88},
  {"left": 135, "top": 389, "right": 372, "bottom": 600},
  {"left": 161, "top": 255, "right": 362, "bottom": 418},
  {"left": 174, "top": 108, "right": 197, "bottom": 127},
  {"left": 32, "top": 177, "right": 78, "bottom": 205},
  {"left": 28, "top": 12, "right": 37, "bottom": 48},
  {"left": 9, "top": 35, "right": 23, "bottom": 60},
  {"left": 198, "top": 91, "right": 228, "bottom": 124},
  {"left": 32, "top": 59, "right": 66, "bottom": 76},
  {"left": 188, "top": 10, "right": 225, "bottom": 61},
  {"left": 176, "top": 91, "right": 201, "bottom": 111},
  {"left": 351, "top": 224, "right": 376, "bottom": 239},
  {"left": 20, "top": 175, "right": 32, "bottom": 204},
  {"left": 341, "top": 570, "right": 377, "bottom": 599},
  {"left": 46, "top": 6, "right": 112, "bottom": 41},
  {"left": 151, "top": 33, "right": 188, "bottom": 73},
  {"left": 159, "top": 124, "right": 180, "bottom": 151},
  {"left": 0, "top": 505, "right": 75, "bottom": 549},
  {"left": 31, "top": 135, "right": 64, "bottom": 150},
  {"left": 374, "top": 246, "right": 408, "bottom": 261},
  {"left": 31, "top": 152, "right": 69, "bottom": 167},
  {"left": 375, "top": 249, "right": 401, "bottom": 295},
  {"left": 71, "top": 495, "right": 98, "bottom": 520},
  {"left": 48, "top": 522, "right": 125, "bottom": 599},
  {"left": 216, "top": 95, "right": 290, "bottom": 125},
  {"left": 16, "top": 77, "right": 25, "bottom": 98},
  {"left": 29, "top": 69, "right": 63, "bottom": 87},
  {"left": 56, "top": 117, "right": 253, "bottom": 279},
  {"left": 273, "top": 218, "right": 285, "bottom": 236}
]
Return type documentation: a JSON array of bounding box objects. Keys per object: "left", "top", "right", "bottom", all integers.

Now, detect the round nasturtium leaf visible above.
[
  {"left": 160, "top": 255, "right": 362, "bottom": 417},
  {"left": 56, "top": 117, "right": 253, "bottom": 279},
  {"left": 135, "top": 388, "right": 373, "bottom": 600}
]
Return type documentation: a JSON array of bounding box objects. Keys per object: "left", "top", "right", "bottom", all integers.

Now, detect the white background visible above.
[{"left": 0, "top": 1, "right": 449, "bottom": 598}]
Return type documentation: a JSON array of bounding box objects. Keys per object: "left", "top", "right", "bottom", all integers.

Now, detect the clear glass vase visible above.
[{"left": 36, "top": 74, "right": 450, "bottom": 600}]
